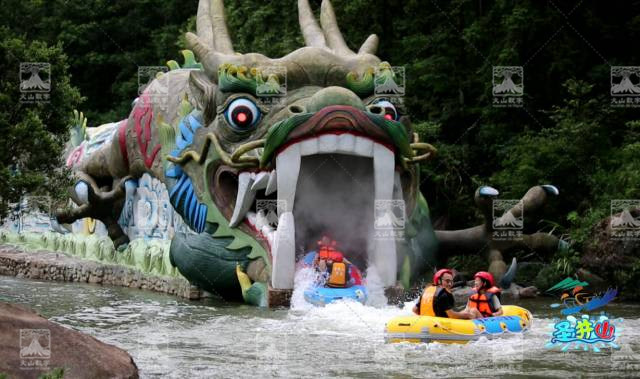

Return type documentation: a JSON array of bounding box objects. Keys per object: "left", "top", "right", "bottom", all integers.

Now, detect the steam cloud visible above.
[{"left": 293, "top": 154, "right": 375, "bottom": 270}]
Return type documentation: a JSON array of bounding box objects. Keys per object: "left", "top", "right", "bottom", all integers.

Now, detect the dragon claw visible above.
[
  {"left": 74, "top": 181, "right": 90, "bottom": 205},
  {"left": 541, "top": 184, "right": 559, "bottom": 196},
  {"left": 478, "top": 186, "right": 500, "bottom": 197}
]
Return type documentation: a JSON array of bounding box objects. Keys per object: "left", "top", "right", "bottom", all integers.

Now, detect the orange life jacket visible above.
[
  {"left": 468, "top": 287, "right": 501, "bottom": 317},
  {"left": 318, "top": 248, "right": 344, "bottom": 262},
  {"left": 419, "top": 285, "right": 444, "bottom": 317},
  {"left": 327, "top": 262, "right": 347, "bottom": 287}
]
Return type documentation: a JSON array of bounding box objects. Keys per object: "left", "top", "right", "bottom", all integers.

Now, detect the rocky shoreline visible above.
[{"left": 0, "top": 245, "right": 202, "bottom": 300}]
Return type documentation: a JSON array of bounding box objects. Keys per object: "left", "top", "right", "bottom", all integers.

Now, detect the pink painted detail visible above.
[
  {"left": 66, "top": 145, "right": 84, "bottom": 167},
  {"left": 132, "top": 93, "right": 161, "bottom": 168},
  {"left": 117, "top": 119, "right": 130, "bottom": 168}
]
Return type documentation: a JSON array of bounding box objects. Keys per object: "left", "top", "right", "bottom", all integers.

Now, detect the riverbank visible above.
[{"left": 0, "top": 245, "right": 202, "bottom": 300}]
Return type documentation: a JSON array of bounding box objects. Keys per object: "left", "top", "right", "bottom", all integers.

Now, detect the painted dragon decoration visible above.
[{"left": 56, "top": 0, "right": 566, "bottom": 307}]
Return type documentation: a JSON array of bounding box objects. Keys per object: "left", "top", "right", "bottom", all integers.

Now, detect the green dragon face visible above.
[{"left": 160, "top": 0, "right": 437, "bottom": 298}]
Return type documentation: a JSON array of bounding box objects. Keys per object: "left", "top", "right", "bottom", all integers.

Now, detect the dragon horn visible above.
[
  {"left": 196, "top": 0, "right": 215, "bottom": 50},
  {"left": 196, "top": 0, "right": 234, "bottom": 54},
  {"left": 210, "top": 0, "right": 234, "bottom": 54},
  {"left": 298, "top": 0, "right": 327, "bottom": 49},
  {"left": 358, "top": 34, "right": 379, "bottom": 55},
  {"left": 320, "top": 0, "right": 355, "bottom": 55}
]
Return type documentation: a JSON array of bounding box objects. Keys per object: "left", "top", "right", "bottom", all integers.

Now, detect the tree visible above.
[{"left": 0, "top": 26, "right": 82, "bottom": 218}]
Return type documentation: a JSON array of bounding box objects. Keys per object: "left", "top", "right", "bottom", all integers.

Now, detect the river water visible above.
[{"left": 1, "top": 274, "right": 639, "bottom": 378}]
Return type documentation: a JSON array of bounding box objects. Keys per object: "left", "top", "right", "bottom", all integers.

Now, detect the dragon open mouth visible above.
[{"left": 211, "top": 104, "right": 423, "bottom": 290}]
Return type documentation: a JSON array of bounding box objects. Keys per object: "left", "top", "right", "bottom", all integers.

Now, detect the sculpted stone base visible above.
[{"left": 267, "top": 285, "right": 292, "bottom": 308}]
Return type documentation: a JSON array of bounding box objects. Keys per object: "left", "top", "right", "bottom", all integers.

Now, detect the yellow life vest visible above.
[
  {"left": 327, "top": 262, "right": 347, "bottom": 287},
  {"left": 419, "top": 285, "right": 442, "bottom": 316}
]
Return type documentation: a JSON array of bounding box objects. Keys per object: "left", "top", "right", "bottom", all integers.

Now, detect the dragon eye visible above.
[
  {"left": 224, "top": 98, "right": 260, "bottom": 131},
  {"left": 371, "top": 99, "right": 398, "bottom": 121}
]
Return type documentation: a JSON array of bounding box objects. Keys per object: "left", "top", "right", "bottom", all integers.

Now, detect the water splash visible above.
[
  {"left": 364, "top": 265, "right": 388, "bottom": 307},
  {"left": 290, "top": 266, "right": 320, "bottom": 310}
]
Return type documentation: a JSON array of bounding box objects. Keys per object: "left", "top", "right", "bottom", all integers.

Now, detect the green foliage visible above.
[
  {"left": 613, "top": 258, "right": 640, "bottom": 300},
  {"left": 38, "top": 368, "right": 65, "bottom": 379},
  {"left": 534, "top": 265, "right": 565, "bottom": 293},
  {"left": 551, "top": 247, "right": 581, "bottom": 277},
  {"left": 447, "top": 254, "right": 485, "bottom": 278},
  {"left": 0, "top": 26, "right": 81, "bottom": 218},
  {"left": 0, "top": 0, "right": 197, "bottom": 125},
  {"left": 514, "top": 262, "right": 546, "bottom": 287}
]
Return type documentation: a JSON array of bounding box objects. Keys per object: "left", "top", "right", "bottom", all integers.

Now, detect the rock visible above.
[
  {"left": 187, "top": 285, "right": 202, "bottom": 300},
  {"left": 576, "top": 268, "right": 606, "bottom": 289},
  {"left": 580, "top": 212, "right": 640, "bottom": 299},
  {"left": 88, "top": 274, "right": 101, "bottom": 284},
  {"left": 0, "top": 302, "right": 138, "bottom": 378},
  {"left": 518, "top": 286, "right": 539, "bottom": 298},
  {"left": 582, "top": 210, "right": 640, "bottom": 274},
  {"left": 384, "top": 283, "right": 408, "bottom": 305},
  {"left": 267, "top": 286, "right": 291, "bottom": 307}
]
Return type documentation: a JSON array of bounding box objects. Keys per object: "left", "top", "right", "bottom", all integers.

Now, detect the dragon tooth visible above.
[
  {"left": 265, "top": 170, "right": 277, "bottom": 195},
  {"left": 229, "top": 172, "right": 256, "bottom": 227},
  {"left": 261, "top": 223, "right": 273, "bottom": 236},
  {"left": 318, "top": 134, "right": 338, "bottom": 153},
  {"left": 271, "top": 146, "right": 300, "bottom": 290},
  {"left": 374, "top": 143, "right": 394, "bottom": 203},
  {"left": 246, "top": 211, "right": 257, "bottom": 226},
  {"left": 251, "top": 171, "right": 270, "bottom": 191},
  {"left": 256, "top": 210, "right": 268, "bottom": 230},
  {"left": 300, "top": 138, "right": 318, "bottom": 156},
  {"left": 266, "top": 228, "right": 276, "bottom": 247},
  {"left": 393, "top": 170, "right": 403, "bottom": 200},
  {"left": 276, "top": 145, "right": 300, "bottom": 214},
  {"left": 271, "top": 211, "right": 296, "bottom": 289},
  {"left": 336, "top": 133, "right": 356, "bottom": 154},
  {"left": 354, "top": 136, "right": 374, "bottom": 157},
  {"left": 372, "top": 143, "right": 398, "bottom": 287}
]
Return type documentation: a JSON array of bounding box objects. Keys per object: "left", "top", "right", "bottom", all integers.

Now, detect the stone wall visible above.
[{"left": 0, "top": 245, "right": 201, "bottom": 300}]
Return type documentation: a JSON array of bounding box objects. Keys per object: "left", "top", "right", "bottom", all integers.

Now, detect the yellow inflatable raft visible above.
[{"left": 385, "top": 305, "right": 532, "bottom": 344}]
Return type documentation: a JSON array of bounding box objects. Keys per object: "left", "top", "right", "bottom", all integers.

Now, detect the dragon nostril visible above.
[
  {"left": 368, "top": 105, "right": 384, "bottom": 114},
  {"left": 288, "top": 105, "right": 305, "bottom": 114}
]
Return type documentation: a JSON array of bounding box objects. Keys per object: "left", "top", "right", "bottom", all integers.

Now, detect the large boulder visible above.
[
  {"left": 581, "top": 210, "right": 640, "bottom": 299},
  {"left": 0, "top": 302, "right": 138, "bottom": 379},
  {"left": 582, "top": 209, "right": 640, "bottom": 270}
]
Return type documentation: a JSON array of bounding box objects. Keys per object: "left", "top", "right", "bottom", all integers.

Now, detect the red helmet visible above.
[
  {"left": 474, "top": 271, "right": 495, "bottom": 288},
  {"left": 433, "top": 268, "right": 453, "bottom": 285}
]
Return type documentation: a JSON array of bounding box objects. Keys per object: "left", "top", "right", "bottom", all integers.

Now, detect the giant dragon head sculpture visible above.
[
  {"left": 168, "top": 0, "right": 436, "bottom": 294},
  {"left": 58, "top": 0, "right": 563, "bottom": 307}
]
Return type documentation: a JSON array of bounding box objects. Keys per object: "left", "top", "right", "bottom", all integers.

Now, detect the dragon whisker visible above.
[
  {"left": 166, "top": 133, "right": 263, "bottom": 169},
  {"left": 230, "top": 139, "right": 265, "bottom": 163},
  {"left": 406, "top": 142, "right": 437, "bottom": 163}
]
